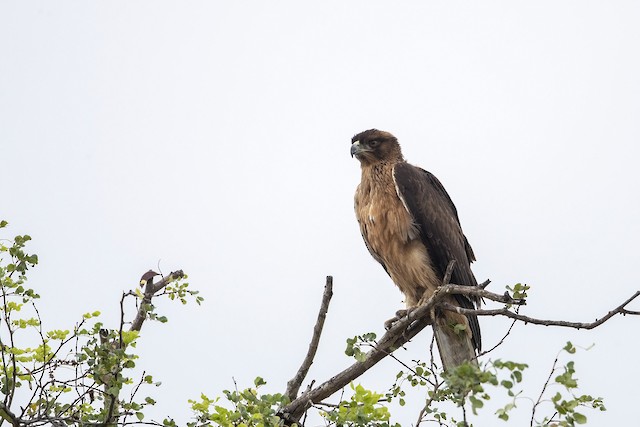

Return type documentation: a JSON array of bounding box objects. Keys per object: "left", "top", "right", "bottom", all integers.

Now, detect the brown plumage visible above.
[{"left": 351, "top": 129, "right": 481, "bottom": 370}]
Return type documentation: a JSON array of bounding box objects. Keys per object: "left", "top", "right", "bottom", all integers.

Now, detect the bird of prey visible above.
[{"left": 351, "top": 129, "right": 481, "bottom": 370}]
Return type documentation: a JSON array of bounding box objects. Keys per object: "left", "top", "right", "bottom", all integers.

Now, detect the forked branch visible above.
[
  {"left": 441, "top": 289, "right": 640, "bottom": 330},
  {"left": 279, "top": 280, "right": 640, "bottom": 424}
]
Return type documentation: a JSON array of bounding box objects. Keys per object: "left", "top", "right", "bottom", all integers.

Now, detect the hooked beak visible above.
[{"left": 350, "top": 141, "right": 363, "bottom": 158}]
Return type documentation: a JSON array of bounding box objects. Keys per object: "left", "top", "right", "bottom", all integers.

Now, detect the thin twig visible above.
[
  {"left": 384, "top": 351, "right": 435, "bottom": 387},
  {"left": 119, "top": 291, "right": 127, "bottom": 349},
  {"left": 285, "top": 276, "right": 334, "bottom": 401},
  {"left": 476, "top": 307, "right": 520, "bottom": 358},
  {"left": 416, "top": 336, "right": 443, "bottom": 427},
  {"left": 441, "top": 290, "right": 640, "bottom": 330},
  {"left": 530, "top": 352, "right": 561, "bottom": 427}
]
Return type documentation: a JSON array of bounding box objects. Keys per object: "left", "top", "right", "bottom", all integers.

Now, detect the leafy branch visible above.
[
  {"left": 0, "top": 220, "right": 200, "bottom": 426},
  {"left": 278, "top": 274, "right": 639, "bottom": 424}
]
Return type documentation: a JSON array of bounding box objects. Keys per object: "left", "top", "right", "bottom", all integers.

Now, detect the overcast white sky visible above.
[{"left": 1, "top": 1, "right": 639, "bottom": 426}]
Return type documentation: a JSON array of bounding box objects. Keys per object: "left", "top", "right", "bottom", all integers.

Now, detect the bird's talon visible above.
[{"left": 384, "top": 309, "right": 410, "bottom": 330}]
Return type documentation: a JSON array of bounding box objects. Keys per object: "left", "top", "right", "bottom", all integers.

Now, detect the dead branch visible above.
[
  {"left": 279, "top": 283, "right": 640, "bottom": 424},
  {"left": 285, "top": 276, "right": 334, "bottom": 401},
  {"left": 442, "top": 260, "right": 456, "bottom": 287},
  {"left": 441, "top": 289, "right": 640, "bottom": 330}
]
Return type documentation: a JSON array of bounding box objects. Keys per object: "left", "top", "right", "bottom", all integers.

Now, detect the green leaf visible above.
[
  {"left": 469, "top": 395, "right": 484, "bottom": 415},
  {"left": 564, "top": 341, "right": 576, "bottom": 354},
  {"left": 121, "top": 330, "right": 140, "bottom": 345},
  {"left": 512, "top": 370, "right": 523, "bottom": 383},
  {"left": 574, "top": 412, "right": 587, "bottom": 424}
]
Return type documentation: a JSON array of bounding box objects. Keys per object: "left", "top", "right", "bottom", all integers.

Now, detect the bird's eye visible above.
[{"left": 369, "top": 140, "right": 379, "bottom": 147}]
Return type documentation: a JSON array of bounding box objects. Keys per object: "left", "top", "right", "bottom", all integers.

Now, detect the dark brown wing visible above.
[{"left": 393, "top": 162, "right": 481, "bottom": 351}]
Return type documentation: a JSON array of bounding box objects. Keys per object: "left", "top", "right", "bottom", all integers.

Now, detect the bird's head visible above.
[
  {"left": 350, "top": 129, "right": 403, "bottom": 166},
  {"left": 140, "top": 270, "right": 160, "bottom": 288}
]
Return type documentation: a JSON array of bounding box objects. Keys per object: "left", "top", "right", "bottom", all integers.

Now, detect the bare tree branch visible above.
[
  {"left": 441, "top": 289, "right": 640, "bottom": 329},
  {"left": 0, "top": 402, "right": 20, "bottom": 427},
  {"left": 279, "top": 283, "right": 640, "bottom": 424},
  {"left": 285, "top": 276, "right": 334, "bottom": 401},
  {"left": 442, "top": 260, "right": 456, "bottom": 287},
  {"left": 479, "top": 279, "right": 491, "bottom": 289}
]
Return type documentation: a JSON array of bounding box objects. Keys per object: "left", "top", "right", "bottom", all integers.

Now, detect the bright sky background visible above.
[{"left": 2, "top": 1, "right": 639, "bottom": 426}]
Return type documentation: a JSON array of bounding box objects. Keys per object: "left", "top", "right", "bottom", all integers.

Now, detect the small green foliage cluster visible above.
[
  {"left": 387, "top": 361, "right": 430, "bottom": 407},
  {"left": 533, "top": 342, "right": 606, "bottom": 427},
  {"left": 183, "top": 377, "right": 291, "bottom": 427},
  {"left": 506, "top": 283, "right": 530, "bottom": 306},
  {"left": 408, "top": 360, "right": 526, "bottom": 426},
  {"left": 165, "top": 277, "right": 204, "bottom": 306},
  {"left": 322, "top": 383, "right": 397, "bottom": 427},
  {"left": 1, "top": 224, "right": 43, "bottom": 396},
  {"left": 344, "top": 332, "right": 377, "bottom": 362},
  {"left": 133, "top": 287, "right": 171, "bottom": 324},
  {"left": 0, "top": 221, "right": 39, "bottom": 278},
  {"left": 134, "top": 273, "right": 202, "bottom": 325},
  {"left": 0, "top": 220, "right": 196, "bottom": 425}
]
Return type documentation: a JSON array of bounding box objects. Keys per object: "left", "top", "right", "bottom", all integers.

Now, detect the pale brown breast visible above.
[{"left": 355, "top": 165, "right": 440, "bottom": 306}]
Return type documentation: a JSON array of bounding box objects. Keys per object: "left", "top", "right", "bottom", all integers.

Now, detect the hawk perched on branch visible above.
[{"left": 351, "top": 129, "right": 481, "bottom": 369}]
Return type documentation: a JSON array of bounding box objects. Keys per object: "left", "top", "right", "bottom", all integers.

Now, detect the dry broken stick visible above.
[
  {"left": 279, "top": 282, "right": 640, "bottom": 424},
  {"left": 285, "top": 276, "right": 334, "bottom": 401}
]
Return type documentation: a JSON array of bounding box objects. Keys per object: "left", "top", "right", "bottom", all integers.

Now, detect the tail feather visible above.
[{"left": 433, "top": 316, "right": 477, "bottom": 371}]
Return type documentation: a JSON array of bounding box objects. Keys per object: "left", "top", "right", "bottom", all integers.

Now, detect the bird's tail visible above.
[{"left": 432, "top": 310, "right": 477, "bottom": 371}]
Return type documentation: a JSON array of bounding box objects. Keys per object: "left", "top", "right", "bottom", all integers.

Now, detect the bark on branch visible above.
[
  {"left": 441, "top": 289, "right": 640, "bottom": 329},
  {"left": 279, "top": 282, "right": 640, "bottom": 424},
  {"left": 285, "top": 276, "right": 334, "bottom": 401}
]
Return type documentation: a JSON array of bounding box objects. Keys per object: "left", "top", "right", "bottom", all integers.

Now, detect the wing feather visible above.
[{"left": 393, "top": 162, "right": 481, "bottom": 351}]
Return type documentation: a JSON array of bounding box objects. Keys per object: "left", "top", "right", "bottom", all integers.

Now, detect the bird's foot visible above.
[{"left": 384, "top": 308, "right": 413, "bottom": 330}]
